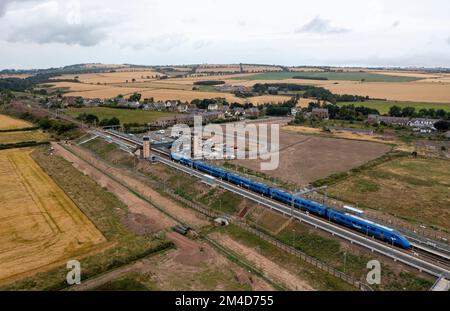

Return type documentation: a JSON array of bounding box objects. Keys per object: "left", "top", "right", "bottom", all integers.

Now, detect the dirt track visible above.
[
  {"left": 212, "top": 233, "right": 314, "bottom": 291},
  {"left": 72, "top": 231, "right": 273, "bottom": 291},
  {"left": 52, "top": 143, "right": 175, "bottom": 232},
  {"left": 64, "top": 143, "right": 209, "bottom": 228}
]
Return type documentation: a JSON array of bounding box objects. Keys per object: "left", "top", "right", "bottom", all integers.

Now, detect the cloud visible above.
[
  {"left": 295, "top": 16, "right": 350, "bottom": 34},
  {"left": 193, "top": 39, "right": 212, "bottom": 50},
  {"left": 128, "top": 33, "right": 188, "bottom": 51},
  {"left": 0, "top": 0, "right": 35, "bottom": 17},
  {"left": 2, "top": 1, "right": 107, "bottom": 46}
]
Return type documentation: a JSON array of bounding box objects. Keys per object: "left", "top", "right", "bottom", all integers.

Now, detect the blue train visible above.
[{"left": 170, "top": 153, "right": 411, "bottom": 249}]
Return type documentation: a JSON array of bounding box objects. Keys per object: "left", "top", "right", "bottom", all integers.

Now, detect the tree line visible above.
[{"left": 388, "top": 105, "right": 449, "bottom": 119}]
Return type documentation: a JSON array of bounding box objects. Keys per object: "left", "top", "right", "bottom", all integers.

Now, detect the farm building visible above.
[{"left": 311, "top": 108, "right": 329, "bottom": 119}]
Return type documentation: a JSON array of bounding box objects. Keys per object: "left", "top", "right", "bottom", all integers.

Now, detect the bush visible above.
[{"left": 193, "top": 80, "right": 226, "bottom": 86}]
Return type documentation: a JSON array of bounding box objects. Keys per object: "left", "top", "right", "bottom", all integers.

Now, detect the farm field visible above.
[
  {"left": 48, "top": 80, "right": 291, "bottom": 104},
  {"left": 53, "top": 70, "right": 160, "bottom": 84},
  {"left": 50, "top": 68, "right": 450, "bottom": 104},
  {"left": 234, "top": 71, "right": 420, "bottom": 82},
  {"left": 64, "top": 107, "right": 174, "bottom": 124},
  {"left": 231, "top": 129, "right": 392, "bottom": 186},
  {"left": 196, "top": 64, "right": 283, "bottom": 73},
  {"left": 325, "top": 81, "right": 450, "bottom": 104},
  {"left": 0, "top": 130, "right": 50, "bottom": 144},
  {"left": 0, "top": 114, "right": 33, "bottom": 130},
  {"left": 328, "top": 157, "right": 450, "bottom": 229},
  {"left": 0, "top": 148, "right": 106, "bottom": 283},
  {"left": 337, "top": 100, "right": 450, "bottom": 114}
]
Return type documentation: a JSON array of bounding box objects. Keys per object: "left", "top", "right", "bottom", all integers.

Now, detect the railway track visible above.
[
  {"left": 411, "top": 244, "right": 450, "bottom": 271},
  {"left": 96, "top": 128, "right": 450, "bottom": 277}
]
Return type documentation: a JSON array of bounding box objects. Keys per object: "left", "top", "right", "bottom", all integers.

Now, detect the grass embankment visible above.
[
  {"left": 65, "top": 107, "right": 174, "bottom": 124},
  {"left": 0, "top": 130, "right": 50, "bottom": 145},
  {"left": 0, "top": 147, "right": 172, "bottom": 290},
  {"left": 92, "top": 272, "right": 159, "bottom": 291},
  {"left": 84, "top": 138, "right": 244, "bottom": 215},
  {"left": 327, "top": 156, "right": 450, "bottom": 229}
]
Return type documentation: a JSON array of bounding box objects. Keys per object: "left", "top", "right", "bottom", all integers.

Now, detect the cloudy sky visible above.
[{"left": 1, "top": 0, "right": 450, "bottom": 69}]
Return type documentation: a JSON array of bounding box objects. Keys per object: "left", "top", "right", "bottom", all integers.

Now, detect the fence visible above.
[{"left": 163, "top": 188, "right": 372, "bottom": 291}]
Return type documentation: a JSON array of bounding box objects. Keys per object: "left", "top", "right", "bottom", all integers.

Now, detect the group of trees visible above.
[
  {"left": 0, "top": 74, "right": 78, "bottom": 93},
  {"left": 37, "top": 117, "right": 78, "bottom": 135},
  {"left": 128, "top": 92, "right": 142, "bottom": 102},
  {"left": 193, "top": 80, "right": 225, "bottom": 86},
  {"left": 76, "top": 113, "right": 99, "bottom": 124},
  {"left": 252, "top": 83, "right": 367, "bottom": 104},
  {"left": 301, "top": 102, "right": 379, "bottom": 121},
  {"left": 191, "top": 98, "right": 228, "bottom": 109},
  {"left": 292, "top": 76, "right": 329, "bottom": 81},
  {"left": 262, "top": 95, "right": 299, "bottom": 116},
  {"left": 388, "top": 105, "right": 449, "bottom": 119},
  {"left": 76, "top": 113, "right": 120, "bottom": 127}
]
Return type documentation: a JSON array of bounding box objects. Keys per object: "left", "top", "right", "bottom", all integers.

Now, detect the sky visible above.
[{"left": 1, "top": 0, "right": 450, "bottom": 69}]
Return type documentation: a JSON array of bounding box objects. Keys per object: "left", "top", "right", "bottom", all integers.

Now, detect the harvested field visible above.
[
  {"left": 0, "top": 130, "right": 50, "bottom": 144},
  {"left": 0, "top": 148, "right": 106, "bottom": 283},
  {"left": 325, "top": 81, "right": 450, "bottom": 103},
  {"left": 232, "top": 129, "right": 391, "bottom": 186},
  {"left": 54, "top": 70, "right": 159, "bottom": 84},
  {"left": 328, "top": 157, "right": 450, "bottom": 229},
  {"left": 0, "top": 114, "right": 33, "bottom": 130},
  {"left": 197, "top": 64, "right": 283, "bottom": 73},
  {"left": 49, "top": 80, "right": 290, "bottom": 104}
]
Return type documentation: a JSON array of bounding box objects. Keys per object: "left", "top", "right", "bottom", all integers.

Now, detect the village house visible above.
[
  {"left": 176, "top": 103, "right": 190, "bottom": 113},
  {"left": 311, "top": 108, "right": 329, "bottom": 119},
  {"left": 207, "top": 103, "right": 223, "bottom": 111},
  {"left": 367, "top": 115, "right": 409, "bottom": 126},
  {"left": 408, "top": 118, "right": 439, "bottom": 129},
  {"left": 245, "top": 107, "right": 260, "bottom": 118}
]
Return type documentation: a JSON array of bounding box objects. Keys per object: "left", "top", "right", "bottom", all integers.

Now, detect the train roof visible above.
[
  {"left": 344, "top": 213, "right": 394, "bottom": 232},
  {"left": 343, "top": 205, "right": 364, "bottom": 214}
]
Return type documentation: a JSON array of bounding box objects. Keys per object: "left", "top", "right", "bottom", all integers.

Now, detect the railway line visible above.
[{"left": 93, "top": 128, "right": 450, "bottom": 278}]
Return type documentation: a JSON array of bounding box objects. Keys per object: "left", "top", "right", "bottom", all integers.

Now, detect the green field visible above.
[
  {"left": 337, "top": 100, "right": 450, "bottom": 114},
  {"left": 236, "top": 71, "right": 419, "bottom": 82},
  {"left": 65, "top": 107, "right": 174, "bottom": 124}
]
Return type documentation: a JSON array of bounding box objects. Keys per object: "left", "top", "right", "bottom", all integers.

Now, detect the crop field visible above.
[
  {"left": 51, "top": 68, "right": 450, "bottom": 104},
  {"left": 0, "top": 130, "right": 50, "bottom": 144},
  {"left": 234, "top": 71, "right": 420, "bottom": 82},
  {"left": 232, "top": 129, "right": 391, "bottom": 186},
  {"left": 325, "top": 81, "right": 450, "bottom": 104},
  {"left": 327, "top": 157, "right": 450, "bottom": 229},
  {"left": 337, "top": 100, "right": 450, "bottom": 114},
  {"left": 196, "top": 64, "right": 283, "bottom": 73},
  {"left": 0, "top": 148, "right": 106, "bottom": 283},
  {"left": 64, "top": 107, "right": 174, "bottom": 124},
  {"left": 48, "top": 80, "right": 291, "bottom": 104},
  {"left": 0, "top": 114, "right": 33, "bottom": 130},
  {"left": 53, "top": 70, "right": 160, "bottom": 84}
]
